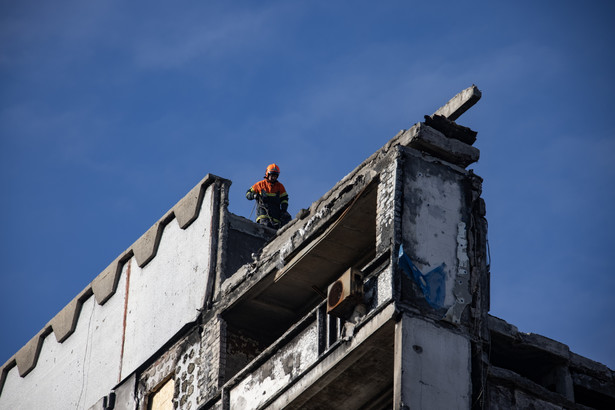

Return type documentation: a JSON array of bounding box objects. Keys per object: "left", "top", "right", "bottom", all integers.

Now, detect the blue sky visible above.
[{"left": 1, "top": 1, "right": 614, "bottom": 370}]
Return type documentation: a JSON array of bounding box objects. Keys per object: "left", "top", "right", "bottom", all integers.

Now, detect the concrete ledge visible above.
[
  {"left": 49, "top": 285, "right": 93, "bottom": 343},
  {"left": 0, "top": 357, "right": 16, "bottom": 395},
  {"left": 572, "top": 372, "right": 615, "bottom": 401},
  {"left": 401, "top": 123, "right": 480, "bottom": 168},
  {"left": 488, "top": 366, "right": 576, "bottom": 408},
  {"left": 489, "top": 315, "right": 570, "bottom": 360},
  {"left": 15, "top": 325, "right": 52, "bottom": 377},
  {"left": 488, "top": 315, "right": 520, "bottom": 336},
  {"left": 424, "top": 114, "right": 477, "bottom": 145},
  {"left": 264, "top": 303, "right": 396, "bottom": 409},
  {"left": 228, "top": 213, "right": 274, "bottom": 238},
  {"left": 570, "top": 352, "right": 614, "bottom": 379},
  {"left": 521, "top": 332, "right": 570, "bottom": 359},
  {"left": 92, "top": 252, "right": 131, "bottom": 305},
  {"left": 175, "top": 174, "right": 212, "bottom": 229},
  {"left": 50, "top": 298, "right": 81, "bottom": 343},
  {"left": 132, "top": 219, "right": 166, "bottom": 268}
]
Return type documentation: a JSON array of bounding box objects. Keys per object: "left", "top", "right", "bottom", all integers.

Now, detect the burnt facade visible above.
[{"left": 1, "top": 86, "right": 613, "bottom": 409}]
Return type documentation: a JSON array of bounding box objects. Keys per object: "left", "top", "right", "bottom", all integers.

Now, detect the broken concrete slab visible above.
[
  {"left": 570, "top": 352, "right": 614, "bottom": 381},
  {"left": 424, "top": 114, "right": 477, "bottom": 145},
  {"left": 8, "top": 84, "right": 613, "bottom": 410},
  {"left": 488, "top": 315, "right": 520, "bottom": 336},
  {"left": 521, "top": 332, "right": 570, "bottom": 359},
  {"left": 571, "top": 371, "right": 615, "bottom": 402},
  {"left": 402, "top": 123, "right": 480, "bottom": 168},
  {"left": 488, "top": 366, "right": 578, "bottom": 409},
  {"left": 489, "top": 315, "right": 571, "bottom": 360},
  {"left": 433, "top": 85, "right": 482, "bottom": 121}
]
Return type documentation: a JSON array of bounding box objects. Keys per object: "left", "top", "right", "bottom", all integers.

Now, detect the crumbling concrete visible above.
[
  {"left": 433, "top": 84, "right": 482, "bottom": 120},
  {"left": 2, "top": 85, "right": 613, "bottom": 410},
  {"left": 487, "top": 315, "right": 615, "bottom": 408}
]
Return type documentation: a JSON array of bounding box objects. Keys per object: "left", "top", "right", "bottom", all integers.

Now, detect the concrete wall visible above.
[
  {"left": 0, "top": 283, "right": 126, "bottom": 409},
  {"left": 376, "top": 158, "right": 400, "bottom": 255},
  {"left": 229, "top": 322, "right": 319, "bottom": 409},
  {"left": 120, "top": 185, "right": 214, "bottom": 379},
  {"left": 395, "top": 314, "right": 471, "bottom": 409},
  {"left": 400, "top": 149, "right": 473, "bottom": 322},
  {"left": 0, "top": 176, "right": 225, "bottom": 410},
  {"left": 6, "top": 86, "right": 611, "bottom": 410}
]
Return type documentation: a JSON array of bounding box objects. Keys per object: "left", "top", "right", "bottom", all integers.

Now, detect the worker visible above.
[{"left": 246, "top": 163, "right": 291, "bottom": 229}]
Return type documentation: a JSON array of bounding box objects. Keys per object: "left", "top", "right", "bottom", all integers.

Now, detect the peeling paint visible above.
[
  {"left": 456, "top": 222, "right": 470, "bottom": 276},
  {"left": 229, "top": 325, "right": 318, "bottom": 410},
  {"left": 6, "top": 85, "right": 615, "bottom": 410},
  {"left": 443, "top": 222, "right": 472, "bottom": 324}
]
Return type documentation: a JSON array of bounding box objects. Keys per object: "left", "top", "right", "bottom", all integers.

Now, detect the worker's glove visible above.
[{"left": 246, "top": 191, "right": 255, "bottom": 200}]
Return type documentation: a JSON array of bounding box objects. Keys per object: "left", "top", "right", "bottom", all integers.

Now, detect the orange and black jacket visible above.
[{"left": 246, "top": 180, "right": 288, "bottom": 223}]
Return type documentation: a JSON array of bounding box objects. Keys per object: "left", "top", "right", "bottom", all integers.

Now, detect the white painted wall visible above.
[
  {"left": 0, "top": 276, "right": 126, "bottom": 410},
  {"left": 121, "top": 187, "right": 214, "bottom": 379},
  {"left": 0, "top": 185, "right": 216, "bottom": 410}
]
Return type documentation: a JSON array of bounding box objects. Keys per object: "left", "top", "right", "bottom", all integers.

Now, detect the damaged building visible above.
[{"left": 1, "top": 85, "right": 613, "bottom": 409}]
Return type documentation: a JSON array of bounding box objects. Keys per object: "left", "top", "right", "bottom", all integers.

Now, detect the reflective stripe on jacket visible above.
[{"left": 246, "top": 179, "right": 288, "bottom": 220}]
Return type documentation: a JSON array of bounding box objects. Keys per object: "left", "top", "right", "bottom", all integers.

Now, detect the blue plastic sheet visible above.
[{"left": 398, "top": 244, "right": 446, "bottom": 309}]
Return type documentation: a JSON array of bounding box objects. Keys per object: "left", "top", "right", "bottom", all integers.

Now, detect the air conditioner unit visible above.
[{"left": 327, "top": 268, "right": 364, "bottom": 318}]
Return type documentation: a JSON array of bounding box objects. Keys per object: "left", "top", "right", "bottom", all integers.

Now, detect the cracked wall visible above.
[
  {"left": 399, "top": 147, "right": 478, "bottom": 324},
  {"left": 4, "top": 85, "right": 613, "bottom": 410}
]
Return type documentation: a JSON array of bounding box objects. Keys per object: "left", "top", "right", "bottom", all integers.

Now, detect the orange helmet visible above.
[{"left": 265, "top": 163, "right": 280, "bottom": 177}]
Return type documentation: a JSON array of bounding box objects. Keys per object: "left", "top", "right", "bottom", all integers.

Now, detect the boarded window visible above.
[{"left": 149, "top": 377, "right": 174, "bottom": 410}]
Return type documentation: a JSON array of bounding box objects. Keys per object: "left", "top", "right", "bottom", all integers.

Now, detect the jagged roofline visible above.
[
  {"left": 0, "top": 173, "right": 229, "bottom": 385},
  {"left": 0, "top": 85, "right": 481, "bottom": 392},
  {"left": 220, "top": 86, "right": 482, "bottom": 310}
]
